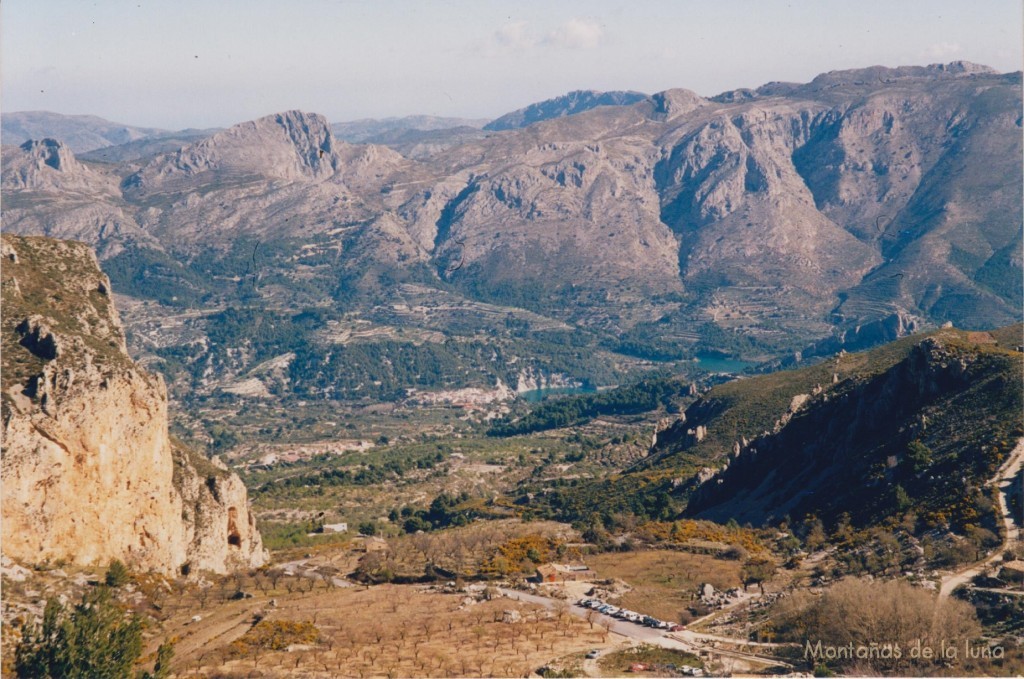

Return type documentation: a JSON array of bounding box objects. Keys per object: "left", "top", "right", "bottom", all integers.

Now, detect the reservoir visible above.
[{"left": 694, "top": 353, "right": 755, "bottom": 374}]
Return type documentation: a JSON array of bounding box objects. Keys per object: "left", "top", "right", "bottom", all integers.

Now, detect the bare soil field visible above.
[{"left": 587, "top": 551, "right": 743, "bottom": 622}]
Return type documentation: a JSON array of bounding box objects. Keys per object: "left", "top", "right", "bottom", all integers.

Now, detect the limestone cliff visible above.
[{"left": 1, "top": 234, "right": 266, "bottom": 574}]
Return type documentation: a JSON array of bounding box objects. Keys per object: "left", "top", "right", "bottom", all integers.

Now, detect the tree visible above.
[
  {"left": 803, "top": 516, "right": 827, "bottom": 552},
  {"left": 141, "top": 641, "right": 175, "bottom": 679},
  {"left": 104, "top": 559, "right": 131, "bottom": 588},
  {"left": 893, "top": 484, "right": 912, "bottom": 512},
  {"left": 359, "top": 521, "right": 378, "bottom": 536},
  {"left": 598, "top": 617, "right": 613, "bottom": 642},
  {"left": 904, "top": 440, "right": 932, "bottom": 475},
  {"left": 15, "top": 587, "right": 143, "bottom": 678},
  {"left": 964, "top": 525, "right": 999, "bottom": 561},
  {"left": 740, "top": 557, "right": 775, "bottom": 595}
]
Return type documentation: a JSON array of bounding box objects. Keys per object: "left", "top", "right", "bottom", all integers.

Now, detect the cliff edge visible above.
[{"left": 1, "top": 234, "right": 266, "bottom": 574}]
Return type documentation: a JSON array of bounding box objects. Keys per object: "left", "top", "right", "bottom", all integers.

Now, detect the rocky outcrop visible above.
[
  {"left": 795, "top": 311, "right": 925, "bottom": 363},
  {"left": 515, "top": 368, "right": 583, "bottom": 393},
  {"left": 3, "top": 139, "right": 100, "bottom": 192},
  {"left": 0, "top": 140, "right": 154, "bottom": 258},
  {"left": 1, "top": 234, "right": 265, "bottom": 575}
]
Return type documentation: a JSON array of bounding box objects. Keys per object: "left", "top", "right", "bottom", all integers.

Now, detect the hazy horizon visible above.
[{"left": 2, "top": 0, "right": 1022, "bottom": 130}]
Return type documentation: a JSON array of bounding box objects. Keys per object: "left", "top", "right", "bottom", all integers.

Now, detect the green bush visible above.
[
  {"left": 15, "top": 587, "right": 143, "bottom": 678},
  {"left": 104, "top": 559, "right": 130, "bottom": 588}
]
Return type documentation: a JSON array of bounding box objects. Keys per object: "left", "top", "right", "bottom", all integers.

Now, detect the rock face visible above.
[
  {"left": 4, "top": 139, "right": 99, "bottom": 192},
  {"left": 0, "top": 235, "right": 266, "bottom": 574}
]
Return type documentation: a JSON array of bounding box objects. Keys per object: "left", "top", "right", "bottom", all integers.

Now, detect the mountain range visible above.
[{"left": 2, "top": 63, "right": 1020, "bottom": 396}]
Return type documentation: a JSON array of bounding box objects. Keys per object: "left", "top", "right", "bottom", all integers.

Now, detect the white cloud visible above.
[
  {"left": 544, "top": 18, "right": 605, "bottom": 50},
  {"left": 494, "top": 21, "right": 535, "bottom": 51},
  {"left": 488, "top": 17, "right": 605, "bottom": 54},
  {"left": 920, "top": 42, "right": 963, "bottom": 61}
]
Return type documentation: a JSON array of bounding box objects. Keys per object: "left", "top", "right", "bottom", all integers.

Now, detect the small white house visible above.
[{"left": 322, "top": 522, "right": 348, "bottom": 534}]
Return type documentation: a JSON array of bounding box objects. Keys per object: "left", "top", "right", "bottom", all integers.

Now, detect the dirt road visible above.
[{"left": 939, "top": 437, "right": 1024, "bottom": 598}]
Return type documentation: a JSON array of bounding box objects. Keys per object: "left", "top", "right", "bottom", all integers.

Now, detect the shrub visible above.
[
  {"left": 15, "top": 587, "right": 143, "bottom": 678},
  {"left": 772, "top": 578, "right": 981, "bottom": 674},
  {"left": 104, "top": 559, "right": 131, "bottom": 587}
]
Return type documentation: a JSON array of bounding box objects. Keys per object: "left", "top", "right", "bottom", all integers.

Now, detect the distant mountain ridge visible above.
[
  {"left": 483, "top": 89, "right": 649, "bottom": 130},
  {"left": 2, "top": 63, "right": 1020, "bottom": 372},
  {"left": 331, "top": 115, "right": 488, "bottom": 143},
  {"left": 1, "top": 111, "right": 168, "bottom": 153}
]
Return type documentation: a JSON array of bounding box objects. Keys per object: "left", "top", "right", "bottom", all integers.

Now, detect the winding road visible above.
[{"left": 939, "top": 438, "right": 1024, "bottom": 599}]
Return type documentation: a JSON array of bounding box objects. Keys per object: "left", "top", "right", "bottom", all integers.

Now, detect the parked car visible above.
[
  {"left": 586, "top": 650, "right": 601, "bottom": 659},
  {"left": 669, "top": 624, "right": 687, "bottom": 632}
]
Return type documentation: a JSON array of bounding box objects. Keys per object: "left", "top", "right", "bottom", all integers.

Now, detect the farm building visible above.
[
  {"left": 322, "top": 522, "right": 348, "bottom": 533},
  {"left": 536, "top": 563, "right": 597, "bottom": 583}
]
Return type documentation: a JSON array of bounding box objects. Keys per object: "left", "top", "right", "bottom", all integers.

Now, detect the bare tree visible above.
[
  {"left": 197, "top": 585, "right": 211, "bottom": 609},
  {"left": 598, "top": 616, "right": 613, "bottom": 642},
  {"left": 772, "top": 578, "right": 981, "bottom": 675}
]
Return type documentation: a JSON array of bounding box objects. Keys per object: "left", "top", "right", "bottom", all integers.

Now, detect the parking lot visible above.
[{"left": 576, "top": 598, "right": 686, "bottom": 632}]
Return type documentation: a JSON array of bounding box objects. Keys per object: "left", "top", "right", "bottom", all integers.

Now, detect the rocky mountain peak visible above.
[
  {"left": 2, "top": 139, "right": 92, "bottom": 191},
  {"left": 124, "top": 109, "right": 342, "bottom": 194},
  {"left": 649, "top": 88, "right": 706, "bottom": 119},
  {"left": 19, "top": 138, "right": 77, "bottom": 171},
  {"left": 927, "top": 60, "right": 999, "bottom": 75}
]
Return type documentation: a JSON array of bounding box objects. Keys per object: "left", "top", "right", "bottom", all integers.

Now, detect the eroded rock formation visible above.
[{"left": 1, "top": 234, "right": 266, "bottom": 574}]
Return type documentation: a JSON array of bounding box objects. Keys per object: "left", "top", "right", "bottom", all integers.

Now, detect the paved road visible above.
[
  {"left": 498, "top": 588, "right": 672, "bottom": 644},
  {"left": 498, "top": 588, "right": 793, "bottom": 673}
]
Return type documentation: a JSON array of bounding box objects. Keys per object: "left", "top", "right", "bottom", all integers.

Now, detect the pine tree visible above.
[{"left": 15, "top": 587, "right": 143, "bottom": 678}]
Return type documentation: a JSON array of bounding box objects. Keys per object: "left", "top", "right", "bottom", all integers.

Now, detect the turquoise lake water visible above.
[{"left": 694, "top": 353, "right": 755, "bottom": 374}]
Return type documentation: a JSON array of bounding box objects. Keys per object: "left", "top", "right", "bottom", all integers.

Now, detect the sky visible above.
[{"left": 2, "top": 0, "right": 1021, "bottom": 130}]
